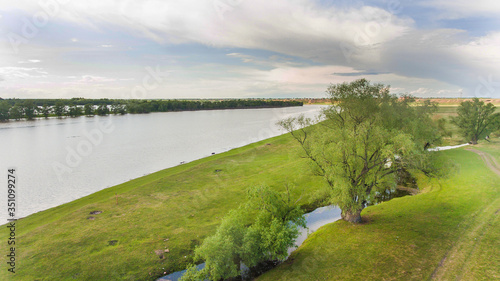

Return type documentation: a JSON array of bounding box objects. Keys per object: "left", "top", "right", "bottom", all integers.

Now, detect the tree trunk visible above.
[{"left": 341, "top": 209, "right": 362, "bottom": 223}]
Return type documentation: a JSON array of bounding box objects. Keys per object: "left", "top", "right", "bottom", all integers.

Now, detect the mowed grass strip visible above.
[
  {"left": 446, "top": 143, "right": 500, "bottom": 280},
  {"left": 0, "top": 134, "right": 324, "bottom": 281},
  {"left": 258, "top": 142, "right": 500, "bottom": 281}
]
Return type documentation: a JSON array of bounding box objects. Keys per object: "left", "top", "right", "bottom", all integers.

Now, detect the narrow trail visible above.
[
  {"left": 430, "top": 148, "right": 500, "bottom": 280},
  {"left": 466, "top": 148, "right": 500, "bottom": 176}
]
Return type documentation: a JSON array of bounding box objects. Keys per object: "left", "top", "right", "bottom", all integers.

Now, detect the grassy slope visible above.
[
  {"left": 2, "top": 105, "right": 498, "bottom": 280},
  {"left": 0, "top": 134, "right": 324, "bottom": 280},
  {"left": 439, "top": 143, "right": 500, "bottom": 280},
  {"left": 258, "top": 142, "right": 500, "bottom": 280}
]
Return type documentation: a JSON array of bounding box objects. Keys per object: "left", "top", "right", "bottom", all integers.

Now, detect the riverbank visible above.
[
  {"left": 0, "top": 132, "right": 325, "bottom": 280},
  {"left": 0, "top": 106, "right": 324, "bottom": 223},
  {"left": 258, "top": 141, "right": 500, "bottom": 280}
]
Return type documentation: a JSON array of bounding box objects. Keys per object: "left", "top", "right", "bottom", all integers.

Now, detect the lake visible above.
[{"left": 0, "top": 105, "right": 325, "bottom": 222}]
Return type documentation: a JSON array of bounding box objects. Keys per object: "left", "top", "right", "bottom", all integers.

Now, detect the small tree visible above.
[
  {"left": 451, "top": 98, "right": 500, "bottom": 144},
  {"left": 180, "top": 185, "right": 305, "bottom": 281}
]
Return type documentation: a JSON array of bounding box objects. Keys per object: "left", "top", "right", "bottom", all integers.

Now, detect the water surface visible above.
[{"left": 0, "top": 106, "right": 324, "bottom": 222}]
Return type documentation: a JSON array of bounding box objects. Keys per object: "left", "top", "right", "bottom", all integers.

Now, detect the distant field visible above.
[
  {"left": 418, "top": 98, "right": 500, "bottom": 106},
  {"left": 303, "top": 98, "right": 500, "bottom": 106}
]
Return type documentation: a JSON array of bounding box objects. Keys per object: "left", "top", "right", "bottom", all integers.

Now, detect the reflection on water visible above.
[
  {"left": 368, "top": 188, "right": 412, "bottom": 206},
  {"left": 158, "top": 263, "right": 205, "bottom": 281},
  {"left": 289, "top": 205, "right": 341, "bottom": 254}
]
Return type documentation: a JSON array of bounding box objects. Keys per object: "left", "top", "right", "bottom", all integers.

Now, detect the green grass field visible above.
[
  {"left": 258, "top": 141, "right": 500, "bottom": 280},
  {"left": 1, "top": 108, "right": 499, "bottom": 281}
]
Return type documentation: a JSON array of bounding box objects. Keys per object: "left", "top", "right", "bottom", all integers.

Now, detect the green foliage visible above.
[
  {"left": 180, "top": 185, "right": 305, "bottom": 281},
  {"left": 181, "top": 264, "right": 206, "bottom": 281},
  {"left": 279, "top": 79, "right": 442, "bottom": 222},
  {"left": 0, "top": 98, "right": 302, "bottom": 120},
  {"left": 187, "top": 210, "right": 247, "bottom": 281},
  {"left": 83, "top": 104, "right": 94, "bottom": 116},
  {"left": 67, "top": 103, "right": 82, "bottom": 117},
  {"left": 451, "top": 98, "right": 500, "bottom": 144},
  {"left": 22, "top": 100, "right": 37, "bottom": 120},
  {"left": 437, "top": 118, "right": 453, "bottom": 138},
  {"left": 244, "top": 185, "right": 306, "bottom": 263},
  {"left": 9, "top": 105, "right": 23, "bottom": 120},
  {"left": 0, "top": 101, "right": 10, "bottom": 120},
  {"left": 96, "top": 104, "right": 109, "bottom": 116},
  {"left": 40, "top": 104, "right": 51, "bottom": 118},
  {"left": 111, "top": 104, "right": 126, "bottom": 115},
  {"left": 53, "top": 101, "right": 66, "bottom": 117}
]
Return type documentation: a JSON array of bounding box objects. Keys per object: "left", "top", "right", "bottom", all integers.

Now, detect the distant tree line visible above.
[{"left": 0, "top": 98, "right": 303, "bottom": 121}]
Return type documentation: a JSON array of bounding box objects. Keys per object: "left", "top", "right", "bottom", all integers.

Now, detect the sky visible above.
[{"left": 0, "top": 0, "right": 499, "bottom": 99}]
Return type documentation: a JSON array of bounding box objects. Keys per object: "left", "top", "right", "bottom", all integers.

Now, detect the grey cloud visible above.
[{"left": 333, "top": 71, "right": 390, "bottom": 76}]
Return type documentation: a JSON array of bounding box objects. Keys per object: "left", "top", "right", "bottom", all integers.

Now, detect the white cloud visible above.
[
  {"left": 18, "top": 59, "right": 41, "bottom": 64},
  {"left": 0, "top": 0, "right": 412, "bottom": 63},
  {"left": 0, "top": 67, "right": 48, "bottom": 79},
  {"left": 420, "top": 0, "right": 500, "bottom": 19},
  {"left": 226, "top": 53, "right": 255, "bottom": 63},
  {"left": 77, "top": 75, "right": 116, "bottom": 83}
]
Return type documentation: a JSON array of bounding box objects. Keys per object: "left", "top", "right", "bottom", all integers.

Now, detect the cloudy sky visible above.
[{"left": 0, "top": 0, "right": 499, "bottom": 99}]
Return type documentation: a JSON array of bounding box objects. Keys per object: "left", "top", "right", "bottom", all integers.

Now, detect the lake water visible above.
[{"left": 0, "top": 106, "right": 324, "bottom": 222}]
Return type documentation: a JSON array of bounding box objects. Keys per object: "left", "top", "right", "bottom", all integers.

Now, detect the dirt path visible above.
[
  {"left": 430, "top": 148, "right": 500, "bottom": 280},
  {"left": 466, "top": 148, "right": 500, "bottom": 176}
]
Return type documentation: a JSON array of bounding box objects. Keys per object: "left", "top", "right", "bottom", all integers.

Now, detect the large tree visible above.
[
  {"left": 451, "top": 98, "right": 500, "bottom": 144},
  {"left": 280, "top": 79, "right": 440, "bottom": 223}
]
